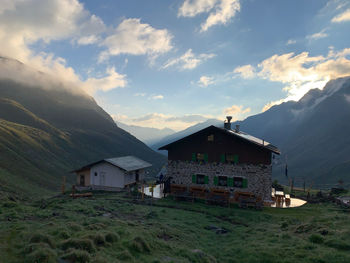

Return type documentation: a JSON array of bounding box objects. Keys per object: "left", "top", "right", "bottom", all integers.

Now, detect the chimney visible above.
[
  {"left": 235, "top": 124, "right": 240, "bottom": 133},
  {"left": 224, "top": 116, "right": 232, "bottom": 130}
]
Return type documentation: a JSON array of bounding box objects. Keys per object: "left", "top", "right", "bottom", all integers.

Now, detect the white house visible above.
[{"left": 72, "top": 156, "right": 152, "bottom": 190}]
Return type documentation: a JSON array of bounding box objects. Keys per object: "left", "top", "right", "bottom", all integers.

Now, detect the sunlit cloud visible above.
[
  {"left": 99, "top": 18, "right": 173, "bottom": 62},
  {"left": 178, "top": 0, "right": 240, "bottom": 32},
  {"left": 162, "top": 49, "right": 215, "bottom": 70},
  {"left": 113, "top": 113, "right": 216, "bottom": 131},
  {"left": 223, "top": 105, "right": 251, "bottom": 120},
  {"left": 331, "top": 8, "right": 350, "bottom": 23},
  {"left": 198, "top": 76, "right": 214, "bottom": 87},
  {"left": 149, "top": 95, "right": 164, "bottom": 100},
  {"left": 233, "top": 64, "right": 255, "bottom": 79}
]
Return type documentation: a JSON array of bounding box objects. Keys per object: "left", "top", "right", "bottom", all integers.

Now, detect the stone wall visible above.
[{"left": 167, "top": 160, "right": 272, "bottom": 201}]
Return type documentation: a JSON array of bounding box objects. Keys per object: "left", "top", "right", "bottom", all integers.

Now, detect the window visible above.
[
  {"left": 192, "top": 153, "right": 208, "bottom": 162},
  {"left": 218, "top": 176, "right": 227, "bottom": 186},
  {"left": 233, "top": 177, "right": 248, "bottom": 188},
  {"left": 220, "top": 154, "right": 239, "bottom": 164},
  {"left": 192, "top": 174, "right": 208, "bottom": 184},
  {"left": 207, "top": 134, "right": 214, "bottom": 141}
]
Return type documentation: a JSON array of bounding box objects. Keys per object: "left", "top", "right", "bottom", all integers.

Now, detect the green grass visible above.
[{"left": 0, "top": 191, "right": 349, "bottom": 263}]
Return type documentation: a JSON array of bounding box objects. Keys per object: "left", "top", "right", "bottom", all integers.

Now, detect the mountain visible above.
[
  {"left": 117, "top": 122, "right": 175, "bottom": 145},
  {"left": 0, "top": 57, "right": 166, "bottom": 197},
  {"left": 150, "top": 119, "right": 223, "bottom": 154},
  {"left": 150, "top": 77, "right": 350, "bottom": 187},
  {"left": 235, "top": 77, "right": 350, "bottom": 187}
]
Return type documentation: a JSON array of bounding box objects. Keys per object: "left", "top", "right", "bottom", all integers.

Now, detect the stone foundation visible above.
[{"left": 167, "top": 160, "right": 272, "bottom": 201}]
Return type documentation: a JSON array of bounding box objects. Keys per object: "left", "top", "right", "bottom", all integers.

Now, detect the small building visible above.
[
  {"left": 72, "top": 156, "right": 152, "bottom": 191},
  {"left": 158, "top": 117, "right": 280, "bottom": 201}
]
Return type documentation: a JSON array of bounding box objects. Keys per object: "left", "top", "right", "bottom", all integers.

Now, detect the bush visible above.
[
  {"left": 86, "top": 223, "right": 106, "bottom": 230},
  {"left": 309, "top": 234, "right": 324, "bottom": 244},
  {"left": 61, "top": 238, "right": 95, "bottom": 253},
  {"left": 67, "top": 222, "right": 83, "bottom": 232},
  {"left": 325, "top": 239, "right": 350, "bottom": 250},
  {"left": 29, "top": 233, "right": 55, "bottom": 248},
  {"left": 25, "top": 247, "right": 57, "bottom": 263},
  {"left": 104, "top": 232, "right": 119, "bottom": 243},
  {"left": 84, "top": 233, "right": 106, "bottom": 246},
  {"left": 62, "top": 249, "right": 91, "bottom": 263},
  {"left": 116, "top": 250, "right": 133, "bottom": 261},
  {"left": 128, "top": 236, "right": 151, "bottom": 253}
]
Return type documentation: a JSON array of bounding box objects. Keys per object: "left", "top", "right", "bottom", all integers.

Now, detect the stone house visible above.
[
  {"left": 72, "top": 156, "right": 152, "bottom": 191},
  {"left": 158, "top": 117, "right": 280, "bottom": 201}
]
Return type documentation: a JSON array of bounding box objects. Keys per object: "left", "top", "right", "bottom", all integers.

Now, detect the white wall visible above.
[{"left": 90, "top": 162, "right": 126, "bottom": 188}]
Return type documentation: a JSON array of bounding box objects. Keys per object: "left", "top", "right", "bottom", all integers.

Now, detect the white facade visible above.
[{"left": 89, "top": 162, "right": 144, "bottom": 188}]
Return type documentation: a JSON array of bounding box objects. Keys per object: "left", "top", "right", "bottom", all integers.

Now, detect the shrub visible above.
[
  {"left": 25, "top": 247, "right": 57, "bottom": 263},
  {"left": 104, "top": 232, "right": 119, "bottom": 243},
  {"left": 86, "top": 223, "right": 106, "bottom": 230},
  {"left": 325, "top": 239, "right": 350, "bottom": 250},
  {"left": 61, "top": 238, "right": 95, "bottom": 253},
  {"left": 84, "top": 233, "right": 106, "bottom": 246},
  {"left": 67, "top": 222, "right": 83, "bottom": 232},
  {"left": 116, "top": 250, "right": 133, "bottom": 261},
  {"left": 62, "top": 249, "right": 91, "bottom": 263},
  {"left": 309, "top": 234, "right": 324, "bottom": 244},
  {"left": 29, "top": 233, "right": 55, "bottom": 248},
  {"left": 128, "top": 236, "right": 151, "bottom": 254}
]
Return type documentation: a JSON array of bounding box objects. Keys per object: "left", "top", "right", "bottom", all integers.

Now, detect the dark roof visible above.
[
  {"left": 72, "top": 155, "right": 152, "bottom": 173},
  {"left": 158, "top": 125, "right": 280, "bottom": 154}
]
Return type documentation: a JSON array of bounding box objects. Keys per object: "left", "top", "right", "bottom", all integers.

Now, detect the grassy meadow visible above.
[{"left": 0, "top": 191, "right": 350, "bottom": 263}]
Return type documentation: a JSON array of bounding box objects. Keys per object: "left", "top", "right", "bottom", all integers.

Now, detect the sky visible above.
[{"left": 1, "top": 0, "right": 350, "bottom": 131}]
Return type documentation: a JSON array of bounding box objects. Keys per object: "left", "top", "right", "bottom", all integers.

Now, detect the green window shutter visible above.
[
  {"left": 242, "top": 178, "right": 248, "bottom": 188},
  {"left": 227, "top": 177, "right": 233, "bottom": 187},
  {"left": 220, "top": 154, "right": 225, "bottom": 163},
  {"left": 204, "top": 153, "right": 208, "bottom": 163},
  {"left": 204, "top": 176, "right": 209, "bottom": 184},
  {"left": 192, "top": 153, "right": 196, "bottom": 161},
  {"left": 213, "top": 176, "right": 218, "bottom": 186},
  {"left": 192, "top": 174, "right": 197, "bottom": 183},
  {"left": 234, "top": 154, "right": 239, "bottom": 164}
]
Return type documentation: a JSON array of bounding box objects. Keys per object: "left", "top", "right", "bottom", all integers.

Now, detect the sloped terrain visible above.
[{"left": 0, "top": 58, "right": 166, "bottom": 196}]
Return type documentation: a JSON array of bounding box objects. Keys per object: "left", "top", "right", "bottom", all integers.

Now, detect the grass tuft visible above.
[
  {"left": 325, "top": 239, "right": 350, "bottom": 250},
  {"left": 28, "top": 233, "right": 55, "bottom": 248},
  {"left": 104, "top": 232, "right": 120, "bottom": 243},
  {"left": 128, "top": 236, "right": 151, "bottom": 254},
  {"left": 309, "top": 234, "right": 324, "bottom": 244},
  {"left": 62, "top": 249, "right": 91, "bottom": 263},
  {"left": 25, "top": 246, "right": 57, "bottom": 263},
  {"left": 61, "top": 238, "right": 96, "bottom": 253}
]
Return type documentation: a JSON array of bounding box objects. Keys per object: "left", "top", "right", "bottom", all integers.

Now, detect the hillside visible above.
[
  {"left": 1, "top": 191, "right": 350, "bottom": 263},
  {"left": 0, "top": 58, "right": 166, "bottom": 197}
]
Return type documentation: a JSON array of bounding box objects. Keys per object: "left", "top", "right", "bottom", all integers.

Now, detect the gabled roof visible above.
[
  {"left": 158, "top": 125, "right": 280, "bottom": 154},
  {"left": 72, "top": 155, "right": 152, "bottom": 173}
]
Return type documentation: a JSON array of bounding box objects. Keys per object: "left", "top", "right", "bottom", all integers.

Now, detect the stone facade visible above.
[{"left": 167, "top": 160, "right": 272, "bottom": 201}]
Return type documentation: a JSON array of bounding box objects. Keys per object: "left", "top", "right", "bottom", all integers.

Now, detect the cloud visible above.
[
  {"left": 233, "top": 64, "right": 255, "bottom": 79},
  {"left": 345, "top": 94, "right": 350, "bottom": 103},
  {"left": 76, "top": 35, "right": 100, "bottom": 45},
  {"left": 162, "top": 49, "right": 215, "bottom": 70},
  {"left": 0, "top": 0, "right": 130, "bottom": 96},
  {"left": 99, "top": 18, "right": 173, "bottom": 62},
  {"left": 116, "top": 113, "right": 215, "bottom": 131},
  {"left": 250, "top": 48, "right": 350, "bottom": 111},
  {"left": 134, "top": 93, "right": 146, "bottom": 97},
  {"left": 84, "top": 67, "right": 127, "bottom": 94},
  {"left": 331, "top": 8, "right": 350, "bottom": 23},
  {"left": 149, "top": 95, "right": 164, "bottom": 100},
  {"left": 306, "top": 30, "right": 328, "bottom": 40},
  {"left": 198, "top": 76, "right": 214, "bottom": 87},
  {"left": 223, "top": 105, "right": 251, "bottom": 119},
  {"left": 286, "top": 39, "right": 296, "bottom": 45},
  {"left": 178, "top": 0, "right": 240, "bottom": 32}
]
